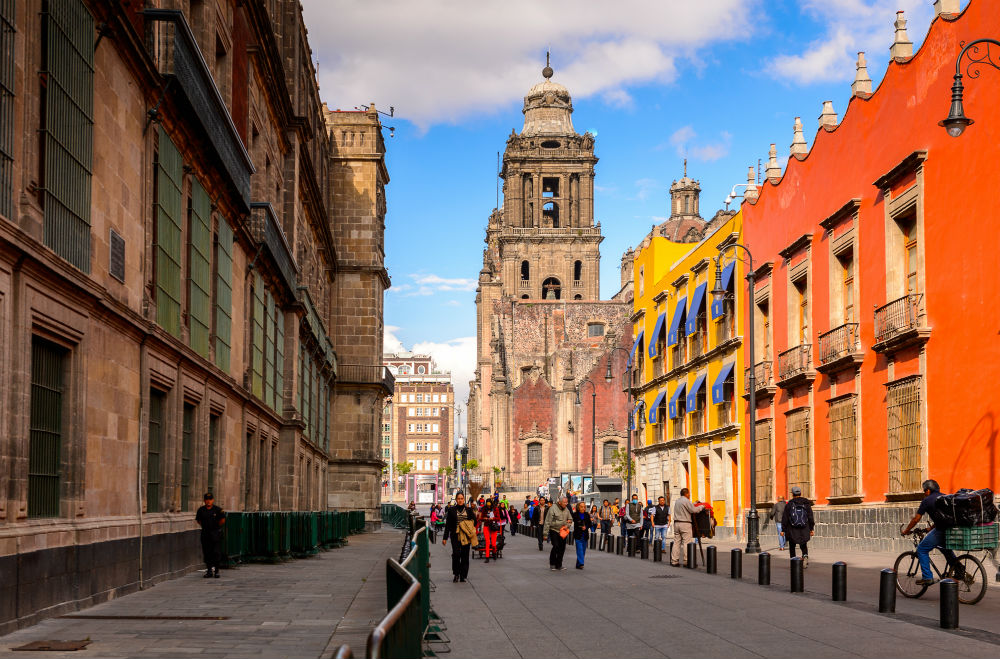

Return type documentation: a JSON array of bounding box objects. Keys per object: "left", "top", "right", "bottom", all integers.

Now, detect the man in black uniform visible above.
[{"left": 195, "top": 493, "right": 226, "bottom": 578}]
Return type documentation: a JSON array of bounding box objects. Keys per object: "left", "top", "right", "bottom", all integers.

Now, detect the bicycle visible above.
[{"left": 894, "top": 525, "right": 988, "bottom": 604}]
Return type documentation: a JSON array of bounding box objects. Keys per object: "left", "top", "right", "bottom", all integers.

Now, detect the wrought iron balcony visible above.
[
  {"left": 689, "top": 409, "right": 705, "bottom": 436},
  {"left": 873, "top": 294, "right": 930, "bottom": 353},
  {"left": 144, "top": 9, "right": 253, "bottom": 207},
  {"left": 777, "top": 344, "right": 816, "bottom": 388},
  {"left": 250, "top": 203, "right": 297, "bottom": 296},
  {"left": 339, "top": 364, "right": 395, "bottom": 395},
  {"left": 817, "top": 323, "right": 864, "bottom": 373},
  {"left": 298, "top": 288, "right": 337, "bottom": 377},
  {"left": 690, "top": 327, "right": 708, "bottom": 359},
  {"left": 744, "top": 360, "right": 775, "bottom": 398}
]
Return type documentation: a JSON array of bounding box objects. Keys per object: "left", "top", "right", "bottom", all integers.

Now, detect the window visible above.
[
  {"left": 432, "top": 459, "right": 439, "bottom": 470},
  {"left": 432, "top": 442, "right": 439, "bottom": 451},
  {"left": 408, "top": 424, "right": 413, "bottom": 433},
  {"left": 432, "top": 424, "right": 439, "bottom": 433},
  {"left": 684, "top": 195, "right": 690, "bottom": 214},
  {"left": 639, "top": 266, "right": 644, "bottom": 297},
  {"left": 902, "top": 216, "right": 918, "bottom": 295},
  {"left": 757, "top": 299, "right": 771, "bottom": 359},
  {"left": 416, "top": 393, "right": 423, "bottom": 403},
  {"left": 542, "top": 177, "right": 559, "bottom": 197},
  {"left": 521, "top": 260, "right": 530, "bottom": 281},
  {"left": 0, "top": 0, "right": 14, "bottom": 219},
  {"left": 207, "top": 414, "right": 220, "bottom": 496},
  {"left": 574, "top": 260, "right": 582, "bottom": 281},
  {"left": 155, "top": 128, "right": 183, "bottom": 337},
  {"left": 543, "top": 202, "right": 559, "bottom": 227},
  {"left": 785, "top": 408, "right": 811, "bottom": 499},
  {"left": 408, "top": 442, "right": 415, "bottom": 451},
  {"left": 672, "top": 398, "right": 686, "bottom": 440},
  {"left": 602, "top": 441, "right": 618, "bottom": 465},
  {"left": 432, "top": 407, "right": 439, "bottom": 416},
  {"left": 147, "top": 390, "right": 166, "bottom": 513},
  {"left": 754, "top": 419, "right": 773, "bottom": 503},
  {"left": 41, "top": 0, "right": 95, "bottom": 273},
  {"left": 272, "top": 296, "right": 284, "bottom": 414},
  {"left": 28, "top": 337, "right": 66, "bottom": 518},
  {"left": 418, "top": 365, "right": 426, "bottom": 374},
  {"left": 415, "top": 459, "right": 423, "bottom": 471},
  {"left": 432, "top": 394, "right": 439, "bottom": 403},
  {"left": 416, "top": 407, "right": 422, "bottom": 417},
  {"left": 188, "top": 181, "right": 212, "bottom": 358},
  {"left": 888, "top": 377, "right": 922, "bottom": 494},
  {"left": 214, "top": 220, "right": 233, "bottom": 371},
  {"left": 829, "top": 396, "right": 858, "bottom": 497},
  {"left": 527, "top": 442, "right": 543, "bottom": 467},
  {"left": 181, "top": 403, "right": 195, "bottom": 511},
  {"left": 587, "top": 323, "right": 605, "bottom": 337},
  {"left": 542, "top": 277, "right": 561, "bottom": 300},
  {"left": 794, "top": 278, "right": 808, "bottom": 345},
  {"left": 840, "top": 251, "right": 855, "bottom": 324}
]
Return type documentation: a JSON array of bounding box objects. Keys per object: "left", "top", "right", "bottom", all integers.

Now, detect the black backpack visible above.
[{"left": 788, "top": 500, "right": 809, "bottom": 528}]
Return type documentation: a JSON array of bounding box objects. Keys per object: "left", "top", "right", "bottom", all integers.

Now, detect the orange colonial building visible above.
[{"left": 740, "top": 0, "right": 1000, "bottom": 552}]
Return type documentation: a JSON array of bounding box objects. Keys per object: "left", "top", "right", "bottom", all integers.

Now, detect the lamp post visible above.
[
  {"left": 604, "top": 346, "right": 633, "bottom": 496},
  {"left": 576, "top": 378, "right": 597, "bottom": 489},
  {"left": 711, "top": 243, "right": 761, "bottom": 554},
  {"left": 940, "top": 38, "right": 1000, "bottom": 137}
]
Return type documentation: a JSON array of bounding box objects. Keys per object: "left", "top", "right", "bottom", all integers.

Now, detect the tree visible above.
[
  {"left": 395, "top": 461, "right": 412, "bottom": 476},
  {"left": 465, "top": 458, "right": 479, "bottom": 471},
  {"left": 608, "top": 448, "right": 635, "bottom": 481}
]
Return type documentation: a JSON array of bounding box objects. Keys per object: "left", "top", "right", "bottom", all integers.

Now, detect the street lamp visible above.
[
  {"left": 576, "top": 378, "right": 597, "bottom": 489},
  {"left": 711, "top": 242, "right": 761, "bottom": 554},
  {"left": 605, "top": 346, "right": 633, "bottom": 496},
  {"left": 940, "top": 38, "right": 999, "bottom": 137}
]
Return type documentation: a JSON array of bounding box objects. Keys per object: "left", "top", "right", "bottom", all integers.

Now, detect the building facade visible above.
[
  {"left": 0, "top": 0, "right": 389, "bottom": 632},
  {"left": 468, "top": 62, "right": 630, "bottom": 480},
  {"left": 740, "top": 0, "right": 1000, "bottom": 551}
]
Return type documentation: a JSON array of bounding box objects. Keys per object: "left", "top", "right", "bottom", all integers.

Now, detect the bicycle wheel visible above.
[
  {"left": 894, "top": 551, "right": 928, "bottom": 598},
  {"left": 953, "top": 554, "right": 987, "bottom": 605}
]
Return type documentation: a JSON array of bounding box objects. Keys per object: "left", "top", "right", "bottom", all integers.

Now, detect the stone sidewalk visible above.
[
  {"left": 429, "top": 529, "right": 1000, "bottom": 659},
  {"left": 0, "top": 530, "right": 403, "bottom": 658}
]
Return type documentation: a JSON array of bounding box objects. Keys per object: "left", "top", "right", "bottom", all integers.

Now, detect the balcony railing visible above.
[
  {"left": 572, "top": 280, "right": 583, "bottom": 288},
  {"left": 716, "top": 313, "right": 735, "bottom": 345},
  {"left": 671, "top": 342, "right": 685, "bottom": 369},
  {"left": 145, "top": 9, "right": 253, "bottom": 207},
  {"left": 339, "top": 364, "right": 395, "bottom": 394},
  {"left": 504, "top": 226, "right": 601, "bottom": 237},
  {"left": 653, "top": 355, "right": 665, "bottom": 379},
  {"left": 690, "top": 328, "right": 708, "bottom": 359},
  {"left": 519, "top": 279, "right": 530, "bottom": 289},
  {"left": 818, "top": 323, "right": 859, "bottom": 364},
  {"left": 744, "top": 360, "right": 774, "bottom": 393},
  {"left": 717, "top": 401, "right": 734, "bottom": 427},
  {"left": 778, "top": 344, "right": 813, "bottom": 382},
  {"left": 874, "top": 294, "right": 924, "bottom": 345},
  {"left": 250, "top": 203, "right": 297, "bottom": 296},
  {"left": 689, "top": 409, "right": 705, "bottom": 436}
]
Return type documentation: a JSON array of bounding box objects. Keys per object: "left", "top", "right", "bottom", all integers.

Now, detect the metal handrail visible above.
[{"left": 366, "top": 559, "right": 420, "bottom": 659}]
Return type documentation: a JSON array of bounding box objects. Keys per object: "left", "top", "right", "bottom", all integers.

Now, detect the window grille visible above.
[
  {"left": 785, "top": 409, "right": 811, "bottom": 499},
  {"left": 527, "top": 442, "right": 542, "bottom": 467},
  {"left": 603, "top": 441, "right": 618, "bottom": 465},
  {"left": 251, "top": 274, "right": 264, "bottom": 398},
  {"left": 207, "top": 414, "right": 219, "bottom": 496},
  {"left": 155, "top": 128, "right": 183, "bottom": 336},
  {"left": 275, "top": 304, "right": 284, "bottom": 415},
  {"left": 28, "top": 337, "right": 65, "bottom": 518},
  {"left": 147, "top": 390, "right": 166, "bottom": 512},
  {"left": 829, "top": 397, "right": 858, "bottom": 497},
  {"left": 0, "top": 0, "right": 14, "bottom": 220},
  {"left": 264, "top": 290, "right": 275, "bottom": 409},
  {"left": 188, "top": 180, "right": 211, "bottom": 358},
  {"left": 214, "top": 220, "right": 233, "bottom": 371},
  {"left": 181, "top": 403, "right": 194, "bottom": 511},
  {"left": 754, "top": 419, "right": 773, "bottom": 503},
  {"left": 888, "top": 377, "right": 922, "bottom": 493},
  {"left": 41, "top": 0, "right": 94, "bottom": 272},
  {"left": 587, "top": 323, "right": 604, "bottom": 337}
]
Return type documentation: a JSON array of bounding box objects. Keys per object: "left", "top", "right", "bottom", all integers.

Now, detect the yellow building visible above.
[{"left": 630, "top": 211, "right": 746, "bottom": 535}]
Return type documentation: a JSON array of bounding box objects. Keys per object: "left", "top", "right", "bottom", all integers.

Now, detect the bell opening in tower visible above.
[
  {"left": 542, "top": 277, "right": 561, "bottom": 300},
  {"left": 543, "top": 202, "right": 559, "bottom": 228},
  {"left": 542, "top": 178, "right": 559, "bottom": 198}
]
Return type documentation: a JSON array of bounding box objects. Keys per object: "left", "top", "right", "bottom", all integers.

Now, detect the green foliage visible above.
[
  {"left": 465, "top": 458, "right": 479, "bottom": 471},
  {"left": 609, "top": 448, "right": 635, "bottom": 480},
  {"left": 395, "top": 461, "right": 413, "bottom": 476}
]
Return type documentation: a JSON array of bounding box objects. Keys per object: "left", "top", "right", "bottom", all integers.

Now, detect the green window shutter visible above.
[
  {"left": 0, "top": 0, "right": 16, "bottom": 220},
  {"left": 251, "top": 274, "right": 264, "bottom": 398},
  {"left": 188, "top": 180, "right": 211, "bottom": 359},
  {"left": 214, "top": 220, "right": 233, "bottom": 371},
  {"left": 147, "top": 390, "right": 165, "bottom": 513},
  {"left": 181, "top": 403, "right": 194, "bottom": 511},
  {"left": 264, "top": 290, "right": 275, "bottom": 409},
  {"left": 155, "top": 128, "right": 183, "bottom": 338},
  {"left": 275, "top": 307, "right": 284, "bottom": 415},
  {"left": 29, "top": 337, "right": 65, "bottom": 518},
  {"left": 41, "top": 0, "right": 94, "bottom": 273},
  {"left": 207, "top": 414, "right": 219, "bottom": 497}
]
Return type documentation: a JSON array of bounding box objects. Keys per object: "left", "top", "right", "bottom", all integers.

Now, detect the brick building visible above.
[{"left": 0, "top": 0, "right": 389, "bottom": 632}]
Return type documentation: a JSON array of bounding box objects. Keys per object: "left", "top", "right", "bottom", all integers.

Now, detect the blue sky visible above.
[{"left": 301, "top": 0, "right": 947, "bottom": 411}]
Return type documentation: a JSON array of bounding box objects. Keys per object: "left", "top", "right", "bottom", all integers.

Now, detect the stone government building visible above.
[{"left": 0, "top": 0, "right": 390, "bottom": 632}]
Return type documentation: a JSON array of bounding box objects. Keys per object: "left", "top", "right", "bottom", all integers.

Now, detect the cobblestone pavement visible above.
[
  {"left": 428, "top": 527, "right": 1000, "bottom": 659},
  {"left": 0, "top": 530, "right": 403, "bottom": 659}
]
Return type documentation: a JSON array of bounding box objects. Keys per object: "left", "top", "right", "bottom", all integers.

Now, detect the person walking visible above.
[
  {"left": 478, "top": 499, "right": 501, "bottom": 564},
  {"left": 770, "top": 496, "right": 787, "bottom": 551},
  {"left": 443, "top": 491, "right": 477, "bottom": 583},
  {"left": 573, "top": 502, "right": 592, "bottom": 569},
  {"left": 780, "top": 487, "right": 814, "bottom": 567},
  {"left": 508, "top": 502, "right": 519, "bottom": 536},
  {"left": 625, "top": 493, "right": 644, "bottom": 540},
  {"left": 589, "top": 503, "right": 599, "bottom": 534},
  {"left": 599, "top": 499, "right": 614, "bottom": 537},
  {"left": 670, "top": 488, "right": 704, "bottom": 567},
  {"left": 195, "top": 493, "right": 226, "bottom": 578},
  {"left": 642, "top": 499, "right": 654, "bottom": 540},
  {"left": 544, "top": 496, "right": 573, "bottom": 570},
  {"left": 652, "top": 496, "right": 670, "bottom": 547},
  {"left": 531, "top": 496, "right": 548, "bottom": 551}
]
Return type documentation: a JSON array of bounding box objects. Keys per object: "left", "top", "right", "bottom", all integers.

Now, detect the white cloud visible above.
[
  {"left": 444, "top": 300, "right": 461, "bottom": 307},
  {"left": 384, "top": 325, "right": 406, "bottom": 353},
  {"left": 301, "top": 1, "right": 755, "bottom": 129},
  {"left": 667, "top": 125, "right": 731, "bottom": 162},
  {"left": 767, "top": 0, "right": 935, "bottom": 84},
  {"left": 633, "top": 178, "right": 660, "bottom": 201},
  {"left": 410, "top": 274, "right": 478, "bottom": 292}
]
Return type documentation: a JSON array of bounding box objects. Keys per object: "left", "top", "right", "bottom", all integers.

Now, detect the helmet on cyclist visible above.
[{"left": 921, "top": 479, "right": 940, "bottom": 493}]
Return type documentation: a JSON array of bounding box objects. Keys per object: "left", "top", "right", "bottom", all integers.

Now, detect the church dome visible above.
[{"left": 521, "top": 59, "right": 574, "bottom": 136}]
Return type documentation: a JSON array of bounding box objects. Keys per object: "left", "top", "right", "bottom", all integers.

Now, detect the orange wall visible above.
[{"left": 741, "top": 1, "right": 1000, "bottom": 503}]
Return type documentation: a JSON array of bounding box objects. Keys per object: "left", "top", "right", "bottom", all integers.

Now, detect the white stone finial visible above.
[
  {"left": 852, "top": 52, "right": 873, "bottom": 96},
  {"left": 890, "top": 10, "right": 913, "bottom": 59},
  {"left": 818, "top": 100, "right": 838, "bottom": 128},
  {"left": 765, "top": 143, "right": 781, "bottom": 181},
  {"left": 933, "top": 0, "right": 960, "bottom": 16},
  {"left": 745, "top": 166, "right": 759, "bottom": 202},
  {"left": 790, "top": 117, "right": 807, "bottom": 157}
]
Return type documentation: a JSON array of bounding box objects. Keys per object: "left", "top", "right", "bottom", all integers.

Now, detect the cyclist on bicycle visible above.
[{"left": 901, "top": 479, "right": 965, "bottom": 586}]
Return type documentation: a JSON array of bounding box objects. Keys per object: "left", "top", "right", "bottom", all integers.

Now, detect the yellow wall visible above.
[{"left": 630, "top": 212, "right": 747, "bottom": 529}]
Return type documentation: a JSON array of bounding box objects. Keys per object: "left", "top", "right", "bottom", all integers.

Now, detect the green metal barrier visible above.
[
  {"left": 367, "top": 525, "right": 428, "bottom": 659},
  {"left": 380, "top": 504, "right": 410, "bottom": 530}
]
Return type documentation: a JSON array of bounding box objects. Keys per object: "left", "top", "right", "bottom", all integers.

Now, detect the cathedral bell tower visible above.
[{"left": 492, "top": 56, "right": 603, "bottom": 301}]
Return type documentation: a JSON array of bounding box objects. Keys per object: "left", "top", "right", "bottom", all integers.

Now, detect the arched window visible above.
[
  {"left": 399, "top": 365, "right": 410, "bottom": 375},
  {"left": 542, "top": 277, "right": 561, "bottom": 300},
  {"left": 574, "top": 260, "right": 582, "bottom": 281},
  {"left": 521, "top": 294, "right": 529, "bottom": 299},
  {"left": 603, "top": 441, "right": 619, "bottom": 465},
  {"left": 573, "top": 294, "right": 582, "bottom": 300},
  {"left": 417, "top": 365, "right": 426, "bottom": 374},
  {"left": 527, "top": 442, "right": 543, "bottom": 467},
  {"left": 521, "top": 260, "right": 530, "bottom": 280},
  {"left": 684, "top": 195, "right": 690, "bottom": 214},
  {"left": 543, "top": 202, "right": 559, "bottom": 228}
]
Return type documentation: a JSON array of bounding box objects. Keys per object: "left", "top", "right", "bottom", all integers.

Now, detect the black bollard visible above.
[
  {"left": 590, "top": 532, "right": 597, "bottom": 550},
  {"left": 759, "top": 552, "right": 771, "bottom": 586},
  {"left": 616, "top": 535, "right": 623, "bottom": 555},
  {"left": 706, "top": 545, "right": 717, "bottom": 574},
  {"left": 608, "top": 534, "right": 615, "bottom": 554},
  {"left": 653, "top": 538, "right": 663, "bottom": 562},
  {"left": 832, "top": 562, "right": 847, "bottom": 602},
  {"left": 626, "top": 536, "right": 635, "bottom": 557},
  {"left": 730, "top": 548, "right": 742, "bottom": 579},
  {"left": 940, "top": 579, "right": 959, "bottom": 629},
  {"left": 878, "top": 569, "right": 896, "bottom": 613},
  {"left": 790, "top": 557, "right": 804, "bottom": 592},
  {"left": 686, "top": 541, "right": 697, "bottom": 569},
  {"left": 640, "top": 538, "right": 649, "bottom": 560}
]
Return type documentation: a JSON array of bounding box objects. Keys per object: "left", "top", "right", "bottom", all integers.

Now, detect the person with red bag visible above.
[{"left": 477, "top": 499, "right": 500, "bottom": 564}]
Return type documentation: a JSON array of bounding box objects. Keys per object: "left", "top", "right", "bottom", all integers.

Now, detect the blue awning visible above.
[
  {"left": 648, "top": 390, "right": 668, "bottom": 425},
  {"left": 710, "top": 262, "right": 736, "bottom": 319},
  {"left": 668, "top": 382, "right": 687, "bottom": 419},
  {"left": 685, "top": 283, "right": 708, "bottom": 335},
  {"left": 686, "top": 372, "right": 708, "bottom": 410},
  {"left": 712, "top": 362, "right": 736, "bottom": 404},
  {"left": 648, "top": 313, "right": 666, "bottom": 358},
  {"left": 666, "top": 298, "right": 687, "bottom": 347},
  {"left": 628, "top": 330, "right": 645, "bottom": 367}
]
